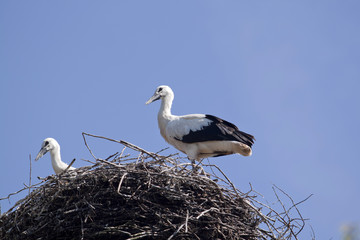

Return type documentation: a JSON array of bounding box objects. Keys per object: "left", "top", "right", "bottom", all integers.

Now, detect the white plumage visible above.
[
  {"left": 146, "top": 85, "right": 255, "bottom": 165},
  {"left": 35, "top": 138, "right": 75, "bottom": 175}
]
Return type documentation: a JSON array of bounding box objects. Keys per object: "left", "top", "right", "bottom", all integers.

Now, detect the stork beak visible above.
[
  {"left": 35, "top": 147, "right": 48, "bottom": 161},
  {"left": 146, "top": 93, "right": 161, "bottom": 105}
]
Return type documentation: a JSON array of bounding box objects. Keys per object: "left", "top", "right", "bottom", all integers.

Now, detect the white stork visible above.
[
  {"left": 146, "top": 85, "right": 255, "bottom": 167},
  {"left": 35, "top": 138, "right": 76, "bottom": 175}
]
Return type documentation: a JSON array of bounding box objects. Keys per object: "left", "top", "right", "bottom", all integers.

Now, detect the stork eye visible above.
[
  {"left": 158, "top": 87, "right": 163, "bottom": 92},
  {"left": 44, "top": 141, "right": 49, "bottom": 146}
]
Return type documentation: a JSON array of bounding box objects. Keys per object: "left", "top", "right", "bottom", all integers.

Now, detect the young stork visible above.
[
  {"left": 35, "top": 138, "right": 75, "bottom": 175},
  {"left": 146, "top": 85, "right": 255, "bottom": 168}
]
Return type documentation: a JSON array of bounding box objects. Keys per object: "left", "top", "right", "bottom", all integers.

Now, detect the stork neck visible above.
[
  {"left": 50, "top": 146, "right": 63, "bottom": 169},
  {"left": 159, "top": 95, "right": 173, "bottom": 119}
]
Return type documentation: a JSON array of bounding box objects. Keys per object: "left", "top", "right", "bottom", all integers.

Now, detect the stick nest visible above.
[{"left": 0, "top": 133, "right": 309, "bottom": 240}]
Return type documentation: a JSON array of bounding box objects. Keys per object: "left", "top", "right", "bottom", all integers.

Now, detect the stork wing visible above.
[
  {"left": 169, "top": 114, "right": 254, "bottom": 148},
  {"left": 166, "top": 114, "right": 211, "bottom": 140}
]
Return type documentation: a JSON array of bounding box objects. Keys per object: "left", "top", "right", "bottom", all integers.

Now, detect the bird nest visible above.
[{"left": 0, "top": 133, "right": 310, "bottom": 240}]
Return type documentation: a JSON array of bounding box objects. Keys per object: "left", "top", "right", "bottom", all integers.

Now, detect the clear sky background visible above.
[{"left": 1, "top": 1, "right": 359, "bottom": 239}]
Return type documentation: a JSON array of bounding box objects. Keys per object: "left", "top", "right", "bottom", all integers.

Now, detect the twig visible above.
[
  {"left": 59, "top": 158, "right": 76, "bottom": 175},
  {"left": 80, "top": 215, "right": 85, "bottom": 240},
  {"left": 29, "top": 154, "right": 32, "bottom": 195},
  {"left": 82, "top": 133, "right": 98, "bottom": 160},
  {"left": 155, "top": 147, "right": 169, "bottom": 154},
  {"left": 97, "top": 158, "right": 124, "bottom": 169},
  {"left": 82, "top": 132, "right": 157, "bottom": 158},
  {"left": 167, "top": 222, "right": 186, "bottom": 240},
  {"left": 185, "top": 210, "right": 189, "bottom": 233},
  {"left": 117, "top": 173, "right": 128, "bottom": 194},
  {"left": 0, "top": 181, "right": 45, "bottom": 201},
  {"left": 135, "top": 152, "right": 143, "bottom": 164},
  {"left": 106, "top": 152, "right": 119, "bottom": 161},
  {"left": 310, "top": 225, "right": 316, "bottom": 240},
  {"left": 119, "top": 146, "right": 126, "bottom": 159},
  {"left": 80, "top": 158, "right": 96, "bottom": 164},
  {"left": 196, "top": 207, "right": 219, "bottom": 219}
]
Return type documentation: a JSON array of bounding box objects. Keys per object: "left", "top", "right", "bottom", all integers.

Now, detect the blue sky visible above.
[{"left": 1, "top": 1, "right": 359, "bottom": 239}]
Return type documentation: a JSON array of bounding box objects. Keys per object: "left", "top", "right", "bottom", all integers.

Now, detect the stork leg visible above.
[
  {"left": 189, "top": 158, "right": 200, "bottom": 174},
  {"left": 191, "top": 158, "right": 197, "bottom": 172},
  {"left": 197, "top": 158, "right": 207, "bottom": 176},
  {"left": 189, "top": 158, "right": 207, "bottom": 175}
]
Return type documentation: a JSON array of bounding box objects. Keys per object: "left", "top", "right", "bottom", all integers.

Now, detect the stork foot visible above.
[{"left": 189, "top": 159, "right": 209, "bottom": 177}]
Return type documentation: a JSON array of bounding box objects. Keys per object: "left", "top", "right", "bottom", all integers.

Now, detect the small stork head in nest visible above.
[
  {"left": 35, "top": 138, "right": 75, "bottom": 175},
  {"left": 35, "top": 138, "right": 59, "bottom": 161}
]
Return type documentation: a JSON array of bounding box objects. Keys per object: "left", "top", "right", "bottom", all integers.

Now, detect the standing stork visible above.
[
  {"left": 35, "top": 138, "right": 75, "bottom": 175},
  {"left": 146, "top": 85, "right": 255, "bottom": 168}
]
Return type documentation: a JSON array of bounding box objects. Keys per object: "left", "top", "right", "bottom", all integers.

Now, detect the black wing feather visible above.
[{"left": 178, "top": 114, "right": 255, "bottom": 148}]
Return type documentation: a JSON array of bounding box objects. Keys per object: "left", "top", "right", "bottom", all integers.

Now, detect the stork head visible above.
[
  {"left": 35, "top": 138, "right": 60, "bottom": 161},
  {"left": 146, "top": 85, "right": 174, "bottom": 104}
]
